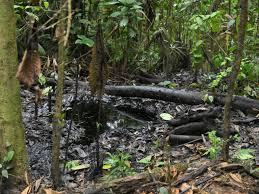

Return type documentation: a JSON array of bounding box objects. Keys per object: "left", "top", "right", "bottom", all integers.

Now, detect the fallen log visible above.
[
  {"left": 167, "top": 134, "right": 202, "bottom": 146},
  {"left": 173, "top": 162, "right": 216, "bottom": 187},
  {"left": 167, "top": 107, "right": 222, "bottom": 127},
  {"left": 45, "top": 79, "right": 259, "bottom": 113},
  {"left": 105, "top": 86, "right": 204, "bottom": 105},
  {"left": 104, "top": 86, "right": 259, "bottom": 113},
  {"left": 172, "top": 122, "right": 209, "bottom": 135}
]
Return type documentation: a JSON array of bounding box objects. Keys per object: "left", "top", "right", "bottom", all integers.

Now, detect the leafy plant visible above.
[
  {"left": 209, "top": 67, "right": 232, "bottom": 90},
  {"left": 137, "top": 154, "right": 165, "bottom": 168},
  {"left": 0, "top": 149, "right": 15, "bottom": 180},
  {"left": 202, "top": 93, "right": 214, "bottom": 104},
  {"left": 204, "top": 130, "right": 223, "bottom": 160},
  {"left": 38, "top": 73, "right": 53, "bottom": 96},
  {"left": 102, "top": 152, "right": 135, "bottom": 179}
]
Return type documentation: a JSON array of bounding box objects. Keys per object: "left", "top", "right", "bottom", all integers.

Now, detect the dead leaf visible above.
[
  {"left": 171, "top": 166, "right": 178, "bottom": 178},
  {"left": 170, "top": 188, "right": 179, "bottom": 194},
  {"left": 229, "top": 173, "right": 243, "bottom": 184},
  {"left": 180, "top": 183, "right": 193, "bottom": 194},
  {"left": 24, "top": 171, "right": 30, "bottom": 186},
  {"left": 21, "top": 185, "right": 32, "bottom": 194},
  {"left": 44, "top": 188, "right": 64, "bottom": 194},
  {"left": 34, "top": 176, "right": 44, "bottom": 192}
]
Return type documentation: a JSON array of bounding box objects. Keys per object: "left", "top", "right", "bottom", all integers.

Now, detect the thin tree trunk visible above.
[
  {"left": 0, "top": 0, "right": 28, "bottom": 182},
  {"left": 51, "top": 0, "right": 67, "bottom": 187},
  {"left": 222, "top": 0, "right": 248, "bottom": 161}
]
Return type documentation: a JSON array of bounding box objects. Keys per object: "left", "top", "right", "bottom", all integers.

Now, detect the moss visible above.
[{"left": 0, "top": 0, "right": 28, "bottom": 178}]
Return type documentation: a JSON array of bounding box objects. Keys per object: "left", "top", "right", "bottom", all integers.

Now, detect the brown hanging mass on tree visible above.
[{"left": 16, "top": 20, "right": 41, "bottom": 88}]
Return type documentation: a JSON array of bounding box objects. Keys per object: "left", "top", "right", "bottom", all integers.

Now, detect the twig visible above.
[
  {"left": 64, "top": 0, "right": 72, "bottom": 47},
  {"left": 179, "top": 172, "right": 221, "bottom": 194}
]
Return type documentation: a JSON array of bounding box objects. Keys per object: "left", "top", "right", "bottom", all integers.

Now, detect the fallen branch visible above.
[
  {"left": 105, "top": 86, "right": 259, "bottom": 113},
  {"left": 168, "top": 134, "right": 202, "bottom": 146},
  {"left": 172, "top": 122, "right": 209, "bottom": 135},
  {"left": 173, "top": 162, "right": 216, "bottom": 187},
  {"left": 46, "top": 79, "right": 259, "bottom": 113},
  {"left": 167, "top": 107, "right": 222, "bottom": 127}
]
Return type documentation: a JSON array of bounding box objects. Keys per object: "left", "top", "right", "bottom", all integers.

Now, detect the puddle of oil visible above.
[{"left": 70, "top": 101, "right": 149, "bottom": 145}]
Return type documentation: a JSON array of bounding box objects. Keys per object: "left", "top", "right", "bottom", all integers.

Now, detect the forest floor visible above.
[{"left": 16, "top": 70, "right": 259, "bottom": 194}]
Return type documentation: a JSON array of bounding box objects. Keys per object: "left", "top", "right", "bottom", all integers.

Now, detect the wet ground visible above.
[{"left": 21, "top": 71, "right": 259, "bottom": 193}]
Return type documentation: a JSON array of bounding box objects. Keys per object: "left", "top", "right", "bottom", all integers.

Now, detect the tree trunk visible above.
[
  {"left": 222, "top": 0, "right": 248, "bottom": 161},
  {"left": 51, "top": 0, "right": 67, "bottom": 187},
  {"left": 0, "top": 0, "right": 28, "bottom": 182}
]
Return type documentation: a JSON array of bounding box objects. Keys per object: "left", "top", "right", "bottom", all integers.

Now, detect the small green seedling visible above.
[
  {"left": 204, "top": 130, "right": 222, "bottom": 160},
  {"left": 0, "top": 149, "right": 15, "bottom": 179},
  {"left": 102, "top": 152, "right": 135, "bottom": 180}
]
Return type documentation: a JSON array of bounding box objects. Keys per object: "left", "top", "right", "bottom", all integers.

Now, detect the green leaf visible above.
[
  {"left": 120, "top": 17, "right": 129, "bottom": 26},
  {"left": 160, "top": 113, "right": 173, "bottom": 121},
  {"left": 119, "top": 0, "right": 135, "bottom": 5},
  {"left": 2, "top": 169, "right": 8, "bottom": 178},
  {"left": 110, "top": 11, "right": 121, "bottom": 17},
  {"left": 42, "top": 86, "right": 53, "bottom": 96},
  {"left": 38, "top": 43, "right": 46, "bottom": 56},
  {"left": 227, "top": 19, "right": 235, "bottom": 28},
  {"left": 137, "top": 155, "right": 153, "bottom": 164},
  {"left": 38, "top": 73, "right": 46, "bottom": 85},
  {"left": 102, "top": 1, "right": 120, "bottom": 5},
  {"left": 196, "top": 17, "right": 203, "bottom": 25},
  {"left": 75, "top": 35, "right": 94, "bottom": 47},
  {"left": 195, "top": 40, "right": 203, "bottom": 47},
  {"left": 155, "top": 161, "right": 165, "bottom": 167},
  {"left": 43, "top": 1, "right": 49, "bottom": 9},
  {"left": 208, "top": 95, "right": 214, "bottom": 103},
  {"left": 158, "top": 80, "right": 171, "bottom": 86},
  {"left": 4, "top": 151, "right": 14, "bottom": 163},
  {"left": 0, "top": 164, "right": 2, "bottom": 168},
  {"left": 234, "top": 149, "right": 255, "bottom": 160},
  {"left": 103, "top": 164, "right": 112, "bottom": 170},
  {"left": 71, "top": 163, "right": 90, "bottom": 171},
  {"left": 65, "top": 160, "right": 80, "bottom": 169}
]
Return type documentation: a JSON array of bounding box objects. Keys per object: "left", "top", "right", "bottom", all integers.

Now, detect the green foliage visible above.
[
  {"left": 137, "top": 155, "right": 152, "bottom": 165},
  {"left": 38, "top": 73, "right": 53, "bottom": 96},
  {"left": 209, "top": 67, "right": 232, "bottom": 90},
  {"left": 137, "top": 155, "right": 165, "bottom": 168},
  {"left": 102, "top": 152, "right": 135, "bottom": 179},
  {"left": 233, "top": 149, "right": 255, "bottom": 161},
  {"left": 0, "top": 149, "right": 15, "bottom": 179},
  {"left": 65, "top": 160, "right": 80, "bottom": 170},
  {"left": 202, "top": 93, "right": 214, "bottom": 104},
  {"left": 158, "top": 81, "right": 178, "bottom": 88},
  {"left": 204, "top": 130, "right": 223, "bottom": 160},
  {"left": 75, "top": 35, "right": 95, "bottom": 47},
  {"left": 65, "top": 160, "right": 90, "bottom": 171},
  {"left": 102, "top": 0, "right": 143, "bottom": 27},
  {"left": 14, "top": 0, "right": 49, "bottom": 19}
]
